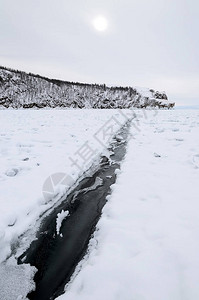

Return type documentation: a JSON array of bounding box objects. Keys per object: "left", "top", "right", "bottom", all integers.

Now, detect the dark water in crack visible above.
[{"left": 18, "top": 122, "right": 130, "bottom": 300}]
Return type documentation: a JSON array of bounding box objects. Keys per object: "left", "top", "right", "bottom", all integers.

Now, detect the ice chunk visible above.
[
  {"left": 0, "top": 260, "right": 36, "bottom": 300},
  {"left": 56, "top": 210, "right": 69, "bottom": 235}
]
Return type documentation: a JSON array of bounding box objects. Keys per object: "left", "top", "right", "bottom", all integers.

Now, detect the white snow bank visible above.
[{"left": 57, "top": 109, "right": 199, "bottom": 300}]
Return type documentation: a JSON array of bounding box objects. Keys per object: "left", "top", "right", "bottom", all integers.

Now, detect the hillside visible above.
[{"left": 0, "top": 66, "right": 175, "bottom": 109}]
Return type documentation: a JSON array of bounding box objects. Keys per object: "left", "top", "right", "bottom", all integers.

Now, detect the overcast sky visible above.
[{"left": 0, "top": 0, "right": 199, "bottom": 105}]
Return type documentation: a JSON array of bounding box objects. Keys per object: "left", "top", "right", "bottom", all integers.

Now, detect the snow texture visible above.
[
  {"left": 57, "top": 109, "right": 199, "bottom": 300},
  {"left": 0, "top": 109, "right": 129, "bottom": 298},
  {"left": 0, "top": 109, "right": 127, "bottom": 265},
  {"left": 0, "top": 258, "right": 36, "bottom": 300}
]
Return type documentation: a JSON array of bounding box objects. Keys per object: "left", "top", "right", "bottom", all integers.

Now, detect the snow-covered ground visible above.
[
  {"left": 0, "top": 109, "right": 128, "bottom": 299},
  {"left": 0, "top": 109, "right": 199, "bottom": 300},
  {"left": 57, "top": 109, "right": 199, "bottom": 300},
  {"left": 0, "top": 110, "right": 128, "bottom": 262}
]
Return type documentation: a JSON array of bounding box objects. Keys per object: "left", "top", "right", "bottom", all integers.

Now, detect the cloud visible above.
[{"left": 0, "top": 0, "right": 199, "bottom": 104}]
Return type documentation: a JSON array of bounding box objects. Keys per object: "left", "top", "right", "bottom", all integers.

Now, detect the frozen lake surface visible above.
[{"left": 0, "top": 109, "right": 199, "bottom": 299}]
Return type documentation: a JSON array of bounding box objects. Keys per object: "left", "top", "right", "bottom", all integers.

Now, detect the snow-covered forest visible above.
[{"left": 0, "top": 66, "right": 175, "bottom": 109}]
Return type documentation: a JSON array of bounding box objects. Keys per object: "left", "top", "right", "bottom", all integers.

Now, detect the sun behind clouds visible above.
[{"left": 93, "top": 16, "right": 108, "bottom": 32}]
